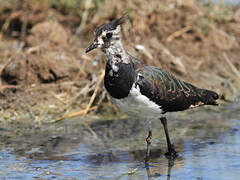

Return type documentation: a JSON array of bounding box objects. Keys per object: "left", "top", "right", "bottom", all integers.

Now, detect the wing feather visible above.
[{"left": 136, "top": 66, "right": 218, "bottom": 114}]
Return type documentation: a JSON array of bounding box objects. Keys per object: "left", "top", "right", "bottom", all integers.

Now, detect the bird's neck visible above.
[{"left": 102, "top": 41, "right": 130, "bottom": 64}]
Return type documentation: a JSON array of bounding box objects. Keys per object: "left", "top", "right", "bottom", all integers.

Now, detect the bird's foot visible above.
[{"left": 164, "top": 145, "right": 178, "bottom": 160}]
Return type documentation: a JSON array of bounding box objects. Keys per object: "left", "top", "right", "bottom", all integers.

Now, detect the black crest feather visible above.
[{"left": 94, "top": 15, "right": 127, "bottom": 36}]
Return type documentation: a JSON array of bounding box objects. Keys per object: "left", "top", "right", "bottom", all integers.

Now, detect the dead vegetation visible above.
[{"left": 0, "top": 0, "right": 239, "bottom": 122}]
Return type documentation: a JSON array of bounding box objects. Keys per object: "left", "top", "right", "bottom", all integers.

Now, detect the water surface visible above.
[{"left": 0, "top": 103, "right": 239, "bottom": 179}]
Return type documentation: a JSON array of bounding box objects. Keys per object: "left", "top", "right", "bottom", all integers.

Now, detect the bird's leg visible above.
[
  {"left": 160, "top": 117, "right": 177, "bottom": 159},
  {"left": 145, "top": 130, "right": 152, "bottom": 160},
  {"left": 145, "top": 160, "right": 152, "bottom": 180},
  {"left": 145, "top": 120, "right": 152, "bottom": 162}
]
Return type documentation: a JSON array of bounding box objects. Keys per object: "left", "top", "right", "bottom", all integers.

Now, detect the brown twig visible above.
[
  {"left": 97, "top": 91, "right": 106, "bottom": 105},
  {"left": 0, "top": 85, "right": 21, "bottom": 91},
  {"left": 223, "top": 53, "right": 240, "bottom": 79},
  {"left": 83, "top": 70, "right": 105, "bottom": 116},
  {"left": 83, "top": 122, "right": 99, "bottom": 140},
  {"left": 166, "top": 26, "right": 192, "bottom": 42},
  {"left": 53, "top": 105, "right": 98, "bottom": 123}
]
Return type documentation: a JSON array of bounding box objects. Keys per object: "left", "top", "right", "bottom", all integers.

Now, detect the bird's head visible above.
[{"left": 85, "top": 16, "right": 126, "bottom": 53}]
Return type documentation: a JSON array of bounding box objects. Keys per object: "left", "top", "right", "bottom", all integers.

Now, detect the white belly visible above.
[{"left": 111, "top": 85, "right": 162, "bottom": 118}]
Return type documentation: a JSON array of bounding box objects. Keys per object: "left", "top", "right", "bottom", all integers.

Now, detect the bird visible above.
[{"left": 85, "top": 16, "right": 219, "bottom": 159}]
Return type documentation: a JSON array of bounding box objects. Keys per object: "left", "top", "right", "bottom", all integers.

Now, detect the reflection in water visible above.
[
  {"left": 145, "top": 159, "right": 174, "bottom": 180},
  {"left": 0, "top": 127, "right": 240, "bottom": 179},
  {"left": 0, "top": 103, "right": 239, "bottom": 179},
  {"left": 167, "top": 160, "right": 174, "bottom": 180}
]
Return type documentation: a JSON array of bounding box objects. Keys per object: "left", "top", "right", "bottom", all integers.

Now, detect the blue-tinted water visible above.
[
  {"left": 0, "top": 128, "right": 239, "bottom": 179},
  {"left": 200, "top": 0, "right": 240, "bottom": 5},
  {"left": 0, "top": 104, "right": 239, "bottom": 179}
]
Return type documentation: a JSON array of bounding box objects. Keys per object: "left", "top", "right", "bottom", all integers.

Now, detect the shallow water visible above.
[
  {"left": 0, "top": 103, "right": 240, "bottom": 180},
  {"left": 201, "top": 0, "right": 240, "bottom": 5}
]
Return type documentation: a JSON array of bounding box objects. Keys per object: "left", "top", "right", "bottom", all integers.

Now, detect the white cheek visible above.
[
  {"left": 102, "top": 31, "right": 106, "bottom": 36},
  {"left": 98, "top": 37, "right": 104, "bottom": 45},
  {"left": 115, "top": 26, "right": 121, "bottom": 33}
]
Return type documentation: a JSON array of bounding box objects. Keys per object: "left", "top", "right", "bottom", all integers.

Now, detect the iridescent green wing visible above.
[{"left": 136, "top": 66, "right": 218, "bottom": 113}]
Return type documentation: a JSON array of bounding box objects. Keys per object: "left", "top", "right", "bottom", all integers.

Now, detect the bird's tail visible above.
[{"left": 198, "top": 89, "right": 219, "bottom": 106}]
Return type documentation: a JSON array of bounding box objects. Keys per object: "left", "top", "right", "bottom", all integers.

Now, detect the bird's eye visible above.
[{"left": 106, "top": 33, "right": 112, "bottom": 39}]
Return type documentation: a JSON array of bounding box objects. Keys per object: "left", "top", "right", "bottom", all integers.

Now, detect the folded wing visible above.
[{"left": 136, "top": 66, "right": 219, "bottom": 114}]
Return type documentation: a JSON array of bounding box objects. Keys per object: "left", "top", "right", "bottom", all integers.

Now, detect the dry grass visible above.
[{"left": 0, "top": 0, "right": 239, "bottom": 122}]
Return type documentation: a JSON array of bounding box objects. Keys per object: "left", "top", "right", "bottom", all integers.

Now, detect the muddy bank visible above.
[{"left": 0, "top": 1, "right": 239, "bottom": 121}]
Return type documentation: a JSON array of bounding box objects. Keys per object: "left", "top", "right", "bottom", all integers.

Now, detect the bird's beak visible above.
[{"left": 85, "top": 41, "right": 98, "bottom": 53}]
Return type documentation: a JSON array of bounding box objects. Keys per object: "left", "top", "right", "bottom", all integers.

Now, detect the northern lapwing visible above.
[{"left": 85, "top": 16, "right": 219, "bottom": 159}]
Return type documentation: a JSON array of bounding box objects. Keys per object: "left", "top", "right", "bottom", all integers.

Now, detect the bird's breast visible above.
[
  {"left": 111, "top": 85, "right": 162, "bottom": 118},
  {"left": 104, "top": 61, "right": 135, "bottom": 99}
]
